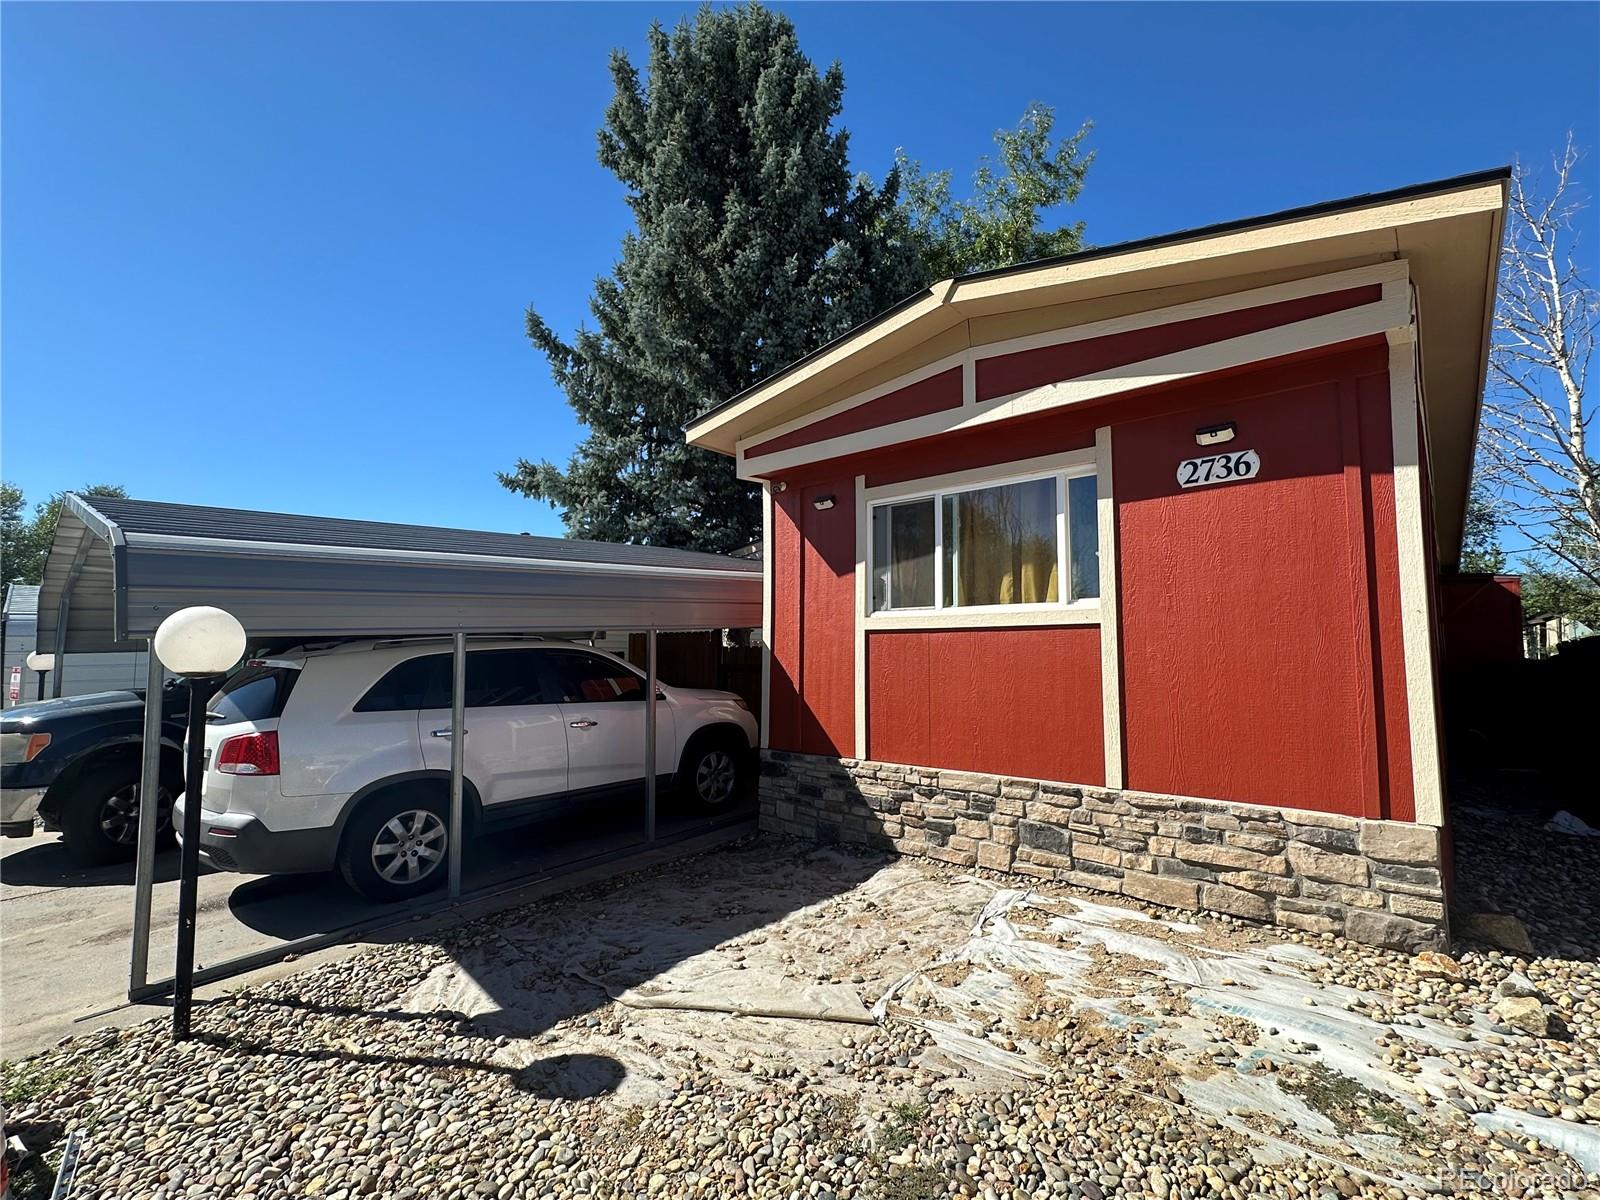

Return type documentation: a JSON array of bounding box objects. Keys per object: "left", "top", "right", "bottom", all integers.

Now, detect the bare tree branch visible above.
[{"left": 1481, "top": 135, "right": 1600, "bottom": 592}]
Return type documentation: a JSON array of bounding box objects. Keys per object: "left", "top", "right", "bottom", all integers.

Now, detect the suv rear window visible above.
[
  {"left": 355, "top": 654, "right": 448, "bottom": 713},
  {"left": 209, "top": 665, "right": 300, "bottom": 723}
]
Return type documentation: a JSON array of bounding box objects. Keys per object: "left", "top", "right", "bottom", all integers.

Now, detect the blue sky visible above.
[{"left": 3, "top": 2, "right": 1596, "bottom": 538}]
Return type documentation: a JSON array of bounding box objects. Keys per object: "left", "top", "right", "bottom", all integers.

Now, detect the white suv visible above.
[{"left": 173, "top": 638, "right": 757, "bottom": 900}]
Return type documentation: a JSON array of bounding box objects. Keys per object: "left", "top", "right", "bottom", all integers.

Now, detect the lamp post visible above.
[
  {"left": 25, "top": 651, "right": 54, "bottom": 702},
  {"left": 152, "top": 606, "right": 245, "bottom": 1041}
]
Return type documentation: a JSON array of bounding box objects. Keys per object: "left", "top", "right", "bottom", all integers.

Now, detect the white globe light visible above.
[
  {"left": 25, "top": 651, "right": 55, "bottom": 672},
  {"left": 154, "top": 606, "right": 246, "bottom": 676}
]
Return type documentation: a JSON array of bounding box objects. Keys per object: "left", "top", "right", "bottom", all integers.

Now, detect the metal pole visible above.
[
  {"left": 35, "top": 671, "right": 46, "bottom": 702},
  {"left": 172, "top": 673, "right": 216, "bottom": 1041},
  {"left": 447, "top": 632, "right": 465, "bottom": 899},
  {"left": 129, "top": 644, "right": 164, "bottom": 997},
  {"left": 51, "top": 592, "right": 70, "bottom": 699},
  {"left": 645, "top": 629, "right": 657, "bottom": 843}
]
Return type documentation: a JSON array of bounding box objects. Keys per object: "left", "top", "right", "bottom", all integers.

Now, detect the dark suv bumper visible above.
[{"left": 173, "top": 796, "right": 338, "bottom": 875}]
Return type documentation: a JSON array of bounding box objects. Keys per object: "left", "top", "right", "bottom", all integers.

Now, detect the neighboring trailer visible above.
[
  {"left": 2, "top": 583, "right": 150, "bottom": 708},
  {"left": 687, "top": 169, "right": 1512, "bottom": 951}
]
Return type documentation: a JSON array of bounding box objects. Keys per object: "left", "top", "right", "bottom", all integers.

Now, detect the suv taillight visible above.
[{"left": 216, "top": 731, "right": 280, "bottom": 776}]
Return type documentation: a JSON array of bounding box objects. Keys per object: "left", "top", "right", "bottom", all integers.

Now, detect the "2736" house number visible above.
[{"left": 1175, "top": 448, "right": 1260, "bottom": 489}]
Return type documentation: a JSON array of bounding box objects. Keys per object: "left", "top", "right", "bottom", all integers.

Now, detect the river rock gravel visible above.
[{"left": 3, "top": 805, "right": 1596, "bottom": 1200}]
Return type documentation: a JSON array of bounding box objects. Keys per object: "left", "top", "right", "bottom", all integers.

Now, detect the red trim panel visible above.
[
  {"left": 974, "top": 285, "right": 1383, "bottom": 403},
  {"left": 745, "top": 367, "right": 963, "bottom": 459},
  {"left": 868, "top": 627, "right": 1104, "bottom": 786}
]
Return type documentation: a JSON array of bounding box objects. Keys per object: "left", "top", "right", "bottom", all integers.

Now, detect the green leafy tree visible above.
[
  {"left": 500, "top": 3, "right": 924, "bottom": 552},
  {"left": 1521, "top": 565, "right": 1600, "bottom": 629},
  {"left": 1, "top": 483, "right": 127, "bottom": 587},
  {"left": 1, "top": 482, "right": 27, "bottom": 588},
  {"left": 895, "top": 104, "right": 1094, "bottom": 280},
  {"left": 1460, "top": 479, "right": 1508, "bottom": 573}
]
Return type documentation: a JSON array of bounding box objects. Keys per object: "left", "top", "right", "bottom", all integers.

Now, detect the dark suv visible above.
[{"left": 0, "top": 682, "right": 190, "bottom": 864}]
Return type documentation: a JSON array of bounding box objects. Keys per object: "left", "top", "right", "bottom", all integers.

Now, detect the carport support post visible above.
[
  {"left": 128, "top": 643, "right": 163, "bottom": 997},
  {"left": 447, "top": 632, "right": 465, "bottom": 899},
  {"left": 645, "top": 629, "right": 657, "bottom": 842}
]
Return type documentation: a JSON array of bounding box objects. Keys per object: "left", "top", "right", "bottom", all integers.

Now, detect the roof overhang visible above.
[
  {"left": 687, "top": 168, "right": 1509, "bottom": 561},
  {"left": 36, "top": 495, "right": 762, "bottom": 655}
]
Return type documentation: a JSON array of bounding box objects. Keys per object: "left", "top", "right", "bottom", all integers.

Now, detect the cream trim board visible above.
[
  {"left": 739, "top": 347, "right": 970, "bottom": 459},
  {"left": 695, "top": 282, "right": 959, "bottom": 445},
  {"left": 1388, "top": 336, "right": 1445, "bottom": 826},
  {"left": 739, "top": 298, "right": 1408, "bottom": 480},
  {"left": 854, "top": 474, "right": 868, "bottom": 759},
  {"left": 863, "top": 448, "right": 1097, "bottom": 503},
  {"left": 949, "top": 182, "right": 1499, "bottom": 305},
  {"left": 733, "top": 262, "right": 1405, "bottom": 475},
  {"left": 969, "top": 259, "right": 1406, "bottom": 367},
  {"left": 692, "top": 180, "right": 1501, "bottom": 446},
  {"left": 977, "top": 294, "right": 1407, "bottom": 411},
  {"left": 760, "top": 485, "right": 773, "bottom": 750},
  {"left": 1094, "top": 426, "right": 1124, "bottom": 790},
  {"left": 864, "top": 606, "right": 1101, "bottom": 632}
]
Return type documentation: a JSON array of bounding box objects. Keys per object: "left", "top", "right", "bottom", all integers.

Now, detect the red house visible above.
[{"left": 686, "top": 170, "right": 1509, "bottom": 950}]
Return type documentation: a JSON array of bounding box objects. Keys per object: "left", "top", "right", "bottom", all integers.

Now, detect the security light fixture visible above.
[
  {"left": 812, "top": 495, "right": 836, "bottom": 511},
  {"left": 153, "top": 605, "right": 247, "bottom": 1043},
  {"left": 1194, "top": 422, "right": 1237, "bottom": 446}
]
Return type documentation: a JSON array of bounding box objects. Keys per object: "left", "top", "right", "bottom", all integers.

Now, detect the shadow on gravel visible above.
[
  {"left": 194, "top": 1022, "right": 627, "bottom": 1100},
  {"left": 1449, "top": 778, "right": 1600, "bottom": 962},
  {"left": 0, "top": 842, "right": 185, "bottom": 889},
  {"left": 406, "top": 838, "right": 893, "bottom": 1043},
  {"left": 191, "top": 836, "right": 888, "bottom": 1098}
]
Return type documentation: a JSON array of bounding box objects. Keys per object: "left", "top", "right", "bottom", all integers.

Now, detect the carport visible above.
[{"left": 34, "top": 493, "right": 761, "bottom": 1002}]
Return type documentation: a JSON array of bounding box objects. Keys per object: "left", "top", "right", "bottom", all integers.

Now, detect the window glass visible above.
[
  {"left": 1068, "top": 474, "right": 1100, "bottom": 601},
  {"left": 210, "top": 666, "right": 300, "bottom": 722},
  {"left": 356, "top": 649, "right": 559, "bottom": 713},
  {"left": 465, "top": 649, "right": 559, "bottom": 708},
  {"left": 871, "top": 498, "right": 935, "bottom": 610},
  {"left": 546, "top": 651, "right": 645, "bottom": 704},
  {"left": 941, "top": 477, "right": 1059, "bottom": 607},
  {"left": 355, "top": 655, "right": 447, "bottom": 713}
]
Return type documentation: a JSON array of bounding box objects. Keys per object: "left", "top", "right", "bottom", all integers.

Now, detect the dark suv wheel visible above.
[
  {"left": 680, "top": 733, "right": 749, "bottom": 809},
  {"left": 338, "top": 790, "right": 450, "bottom": 902},
  {"left": 58, "top": 762, "right": 177, "bottom": 866}
]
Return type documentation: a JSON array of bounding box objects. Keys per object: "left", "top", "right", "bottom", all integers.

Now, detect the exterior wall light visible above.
[
  {"left": 153, "top": 605, "right": 247, "bottom": 1042},
  {"left": 1194, "top": 422, "right": 1237, "bottom": 447},
  {"left": 812, "top": 495, "right": 836, "bottom": 511}
]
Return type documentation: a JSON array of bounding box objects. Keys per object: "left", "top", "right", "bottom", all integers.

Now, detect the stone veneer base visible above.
[{"left": 759, "top": 751, "right": 1448, "bottom": 951}]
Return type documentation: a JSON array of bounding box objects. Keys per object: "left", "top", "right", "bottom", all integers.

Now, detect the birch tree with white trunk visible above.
[{"left": 1481, "top": 138, "right": 1600, "bottom": 591}]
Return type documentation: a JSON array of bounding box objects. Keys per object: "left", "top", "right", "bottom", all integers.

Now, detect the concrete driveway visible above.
[{"left": 0, "top": 791, "right": 754, "bottom": 1060}]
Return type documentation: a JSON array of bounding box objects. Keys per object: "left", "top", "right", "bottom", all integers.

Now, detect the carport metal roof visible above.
[{"left": 38, "top": 494, "right": 762, "bottom": 654}]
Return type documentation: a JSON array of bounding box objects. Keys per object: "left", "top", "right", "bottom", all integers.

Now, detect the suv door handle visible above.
[
  {"left": 568, "top": 719, "right": 598, "bottom": 729},
  {"left": 430, "top": 728, "right": 467, "bottom": 738}
]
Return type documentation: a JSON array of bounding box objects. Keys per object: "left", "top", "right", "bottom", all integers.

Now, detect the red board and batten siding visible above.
[
  {"left": 768, "top": 480, "right": 856, "bottom": 756},
  {"left": 868, "top": 628, "right": 1105, "bottom": 785},
  {"left": 763, "top": 336, "right": 1419, "bottom": 822},
  {"left": 1113, "top": 346, "right": 1413, "bottom": 820}
]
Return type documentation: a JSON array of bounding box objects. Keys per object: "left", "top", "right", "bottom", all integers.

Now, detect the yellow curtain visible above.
[{"left": 951, "top": 480, "right": 1058, "bottom": 606}]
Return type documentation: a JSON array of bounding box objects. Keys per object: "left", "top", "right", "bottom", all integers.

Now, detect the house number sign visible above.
[{"left": 1176, "top": 448, "right": 1260, "bottom": 489}]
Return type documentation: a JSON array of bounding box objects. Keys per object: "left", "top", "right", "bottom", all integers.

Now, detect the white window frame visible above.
[{"left": 863, "top": 447, "right": 1101, "bottom": 630}]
